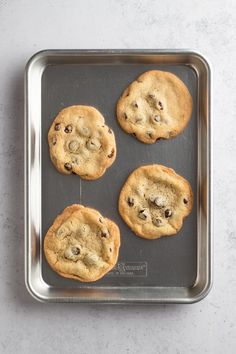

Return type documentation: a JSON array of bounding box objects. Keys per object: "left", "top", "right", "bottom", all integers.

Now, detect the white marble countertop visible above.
[{"left": 0, "top": 0, "right": 235, "bottom": 353}]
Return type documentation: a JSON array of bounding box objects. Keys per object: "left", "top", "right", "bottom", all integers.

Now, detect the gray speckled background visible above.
[{"left": 0, "top": 0, "right": 234, "bottom": 353}]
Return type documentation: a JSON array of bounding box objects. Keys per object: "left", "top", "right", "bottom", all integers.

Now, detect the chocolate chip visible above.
[
  {"left": 153, "top": 196, "right": 166, "bottom": 208},
  {"left": 108, "top": 148, "right": 115, "bottom": 158},
  {"left": 158, "top": 101, "right": 163, "bottom": 110},
  {"left": 183, "top": 198, "right": 188, "bottom": 204},
  {"left": 55, "top": 123, "right": 61, "bottom": 131},
  {"left": 64, "top": 163, "right": 72, "bottom": 171},
  {"left": 71, "top": 246, "right": 80, "bottom": 255},
  {"left": 68, "top": 140, "right": 79, "bottom": 152},
  {"left": 132, "top": 132, "right": 136, "bottom": 137},
  {"left": 153, "top": 115, "right": 161, "bottom": 122},
  {"left": 169, "top": 131, "right": 175, "bottom": 137},
  {"left": 72, "top": 171, "right": 77, "bottom": 175},
  {"left": 149, "top": 195, "right": 156, "bottom": 203},
  {"left": 71, "top": 156, "right": 79, "bottom": 164},
  {"left": 153, "top": 218, "right": 162, "bottom": 227},
  {"left": 109, "top": 248, "right": 112, "bottom": 252},
  {"left": 146, "top": 131, "right": 153, "bottom": 138},
  {"left": 139, "top": 209, "right": 149, "bottom": 220},
  {"left": 52, "top": 137, "right": 57, "bottom": 145},
  {"left": 123, "top": 112, "right": 128, "bottom": 120},
  {"left": 65, "top": 125, "right": 72, "bottom": 133},
  {"left": 80, "top": 127, "right": 90, "bottom": 137},
  {"left": 87, "top": 139, "right": 101, "bottom": 151},
  {"left": 127, "top": 197, "right": 134, "bottom": 207},
  {"left": 101, "top": 231, "right": 108, "bottom": 238},
  {"left": 165, "top": 209, "right": 172, "bottom": 218},
  {"left": 108, "top": 128, "right": 112, "bottom": 134},
  {"left": 133, "top": 101, "right": 138, "bottom": 108},
  {"left": 156, "top": 137, "right": 167, "bottom": 142}
]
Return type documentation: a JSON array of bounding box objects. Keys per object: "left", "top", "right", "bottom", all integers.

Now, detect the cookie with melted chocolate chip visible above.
[
  {"left": 48, "top": 105, "right": 116, "bottom": 180},
  {"left": 44, "top": 204, "right": 120, "bottom": 282},
  {"left": 118, "top": 164, "right": 193, "bottom": 239},
  {"left": 116, "top": 70, "right": 192, "bottom": 144}
]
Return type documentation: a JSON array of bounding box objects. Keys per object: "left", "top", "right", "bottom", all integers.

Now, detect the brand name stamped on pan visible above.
[{"left": 108, "top": 262, "right": 147, "bottom": 277}]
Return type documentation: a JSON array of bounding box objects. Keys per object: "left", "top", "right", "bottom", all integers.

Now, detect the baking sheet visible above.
[
  {"left": 42, "top": 63, "right": 197, "bottom": 287},
  {"left": 25, "top": 50, "right": 212, "bottom": 303}
]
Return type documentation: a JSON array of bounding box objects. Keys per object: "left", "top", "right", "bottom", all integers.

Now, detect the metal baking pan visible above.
[{"left": 25, "top": 50, "right": 212, "bottom": 303}]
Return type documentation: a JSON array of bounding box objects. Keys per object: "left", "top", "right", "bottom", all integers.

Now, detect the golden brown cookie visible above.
[
  {"left": 44, "top": 204, "right": 120, "bottom": 282},
  {"left": 48, "top": 105, "right": 116, "bottom": 180},
  {"left": 118, "top": 165, "right": 193, "bottom": 239},
  {"left": 116, "top": 70, "right": 192, "bottom": 144}
]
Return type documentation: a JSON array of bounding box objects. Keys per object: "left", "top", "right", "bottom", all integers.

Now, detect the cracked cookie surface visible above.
[
  {"left": 44, "top": 204, "right": 120, "bottom": 282},
  {"left": 118, "top": 165, "right": 193, "bottom": 239},
  {"left": 116, "top": 70, "right": 193, "bottom": 144},
  {"left": 48, "top": 105, "right": 116, "bottom": 180}
]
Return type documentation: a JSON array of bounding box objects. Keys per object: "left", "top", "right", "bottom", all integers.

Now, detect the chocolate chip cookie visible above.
[
  {"left": 116, "top": 70, "right": 193, "bottom": 144},
  {"left": 48, "top": 105, "right": 116, "bottom": 180},
  {"left": 119, "top": 165, "right": 193, "bottom": 239},
  {"left": 44, "top": 204, "right": 120, "bottom": 282}
]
